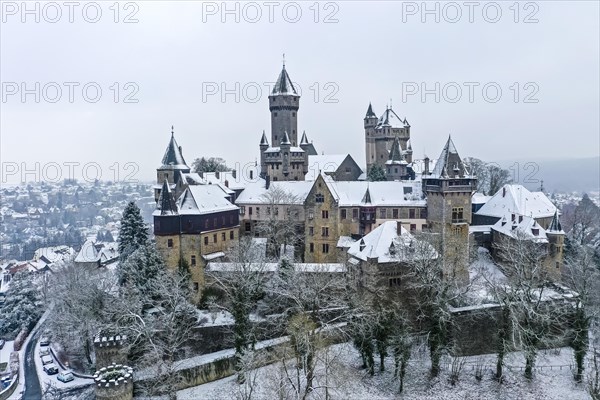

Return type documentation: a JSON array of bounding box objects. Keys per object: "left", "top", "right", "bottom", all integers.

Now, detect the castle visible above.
[{"left": 152, "top": 61, "right": 565, "bottom": 297}]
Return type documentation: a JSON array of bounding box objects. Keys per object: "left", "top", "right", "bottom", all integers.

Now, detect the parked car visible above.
[
  {"left": 39, "top": 337, "right": 50, "bottom": 346},
  {"left": 39, "top": 347, "right": 50, "bottom": 357},
  {"left": 41, "top": 355, "right": 53, "bottom": 365},
  {"left": 0, "top": 339, "right": 5, "bottom": 349},
  {"left": 43, "top": 363, "right": 58, "bottom": 375},
  {"left": 57, "top": 370, "right": 74, "bottom": 383}
]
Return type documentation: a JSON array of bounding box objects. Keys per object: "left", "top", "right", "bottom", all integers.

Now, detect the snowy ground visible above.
[
  {"left": 34, "top": 341, "right": 92, "bottom": 393},
  {"left": 177, "top": 343, "right": 592, "bottom": 400},
  {"left": 0, "top": 340, "right": 15, "bottom": 369}
]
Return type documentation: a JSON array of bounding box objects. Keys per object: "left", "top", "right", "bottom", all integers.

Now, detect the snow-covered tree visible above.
[
  {"left": 0, "top": 271, "right": 43, "bottom": 339},
  {"left": 117, "top": 243, "right": 164, "bottom": 298},
  {"left": 367, "top": 164, "right": 386, "bottom": 182},
  {"left": 117, "top": 201, "right": 148, "bottom": 262},
  {"left": 192, "top": 156, "right": 231, "bottom": 173}
]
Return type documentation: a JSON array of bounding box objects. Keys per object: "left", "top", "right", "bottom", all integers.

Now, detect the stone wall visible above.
[{"left": 94, "top": 364, "right": 134, "bottom": 400}]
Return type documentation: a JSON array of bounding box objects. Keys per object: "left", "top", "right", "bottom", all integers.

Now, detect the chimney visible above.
[
  {"left": 232, "top": 169, "right": 237, "bottom": 179},
  {"left": 424, "top": 156, "right": 430, "bottom": 175},
  {"left": 397, "top": 221, "right": 403, "bottom": 235},
  {"left": 518, "top": 215, "right": 523, "bottom": 223},
  {"left": 502, "top": 187, "right": 506, "bottom": 197},
  {"left": 265, "top": 175, "right": 271, "bottom": 190},
  {"left": 224, "top": 180, "right": 229, "bottom": 188},
  {"left": 215, "top": 171, "right": 220, "bottom": 179}
]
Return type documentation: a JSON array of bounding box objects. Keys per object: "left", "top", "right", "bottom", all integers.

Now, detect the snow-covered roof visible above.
[
  {"left": 160, "top": 132, "right": 189, "bottom": 170},
  {"left": 207, "top": 262, "right": 345, "bottom": 273},
  {"left": 263, "top": 146, "right": 305, "bottom": 153},
  {"left": 235, "top": 180, "right": 313, "bottom": 205},
  {"left": 326, "top": 180, "right": 425, "bottom": 207},
  {"left": 475, "top": 184, "right": 557, "bottom": 219},
  {"left": 305, "top": 154, "right": 352, "bottom": 181},
  {"left": 347, "top": 221, "right": 437, "bottom": 263},
  {"left": 336, "top": 236, "right": 356, "bottom": 248},
  {"left": 491, "top": 214, "right": 549, "bottom": 243},
  {"left": 202, "top": 252, "right": 225, "bottom": 261},
  {"left": 430, "top": 136, "right": 470, "bottom": 179},
  {"left": 472, "top": 193, "right": 492, "bottom": 205},
  {"left": 177, "top": 186, "right": 238, "bottom": 215},
  {"left": 74, "top": 240, "right": 98, "bottom": 262},
  {"left": 271, "top": 65, "right": 298, "bottom": 96},
  {"left": 33, "top": 245, "right": 75, "bottom": 263},
  {"left": 376, "top": 107, "right": 408, "bottom": 129}
]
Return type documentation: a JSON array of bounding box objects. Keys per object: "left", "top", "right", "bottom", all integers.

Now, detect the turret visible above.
[
  {"left": 156, "top": 126, "right": 190, "bottom": 202},
  {"left": 269, "top": 63, "right": 300, "bottom": 147},
  {"left": 259, "top": 130, "right": 269, "bottom": 178},
  {"left": 364, "top": 102, "right": 378, "bottom": 129},
  {"left": 546, "top": 210, "right": 565, "bottom": 278}
]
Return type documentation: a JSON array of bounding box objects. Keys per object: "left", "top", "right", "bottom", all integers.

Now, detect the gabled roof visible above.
[
  {"left": 430, "top": 136, "right": 469, "bottom": 179},
  {"left": 177, "top": 185, "right": 238, "bottom": 215},
  {"left": 325, "top": 180, "right": 425, "bottom": 207},
  {"left": 347, "top": 221, "right": 437, "bottom": 263},
  {"left": 365, "top": 102, "right": 376, "bottom": 118},
  {"left": 376, "top": 107, "right": 407, "bottom": 129},
  {"left": 475, "top": 184, "right": 557, "bottom": 219},
  {"left": 271, "top": 65, "right": 298, "bottom": 96},
  {"left": 235, "top": 180, "right": 313, "bottom": 205},
  {"left": 491, "top": 214, "right": 549, "bottom": 243},
  {"left": 160, "top": 131, "right": 189, "bottom": 170},
  {"left": 305, "top": 154, "right": 357, "bottom": 181}
]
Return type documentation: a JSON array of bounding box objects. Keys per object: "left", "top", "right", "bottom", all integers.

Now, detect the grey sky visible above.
[{"left": 1, "top": 1, "right": 598, "bottom": 185}]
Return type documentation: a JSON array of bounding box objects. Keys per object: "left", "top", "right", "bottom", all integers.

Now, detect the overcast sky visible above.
[{"left": 1, "top": 1, "right": 598, "bottom": 185}]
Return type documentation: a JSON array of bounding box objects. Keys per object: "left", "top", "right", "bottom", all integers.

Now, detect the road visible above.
[{"left": 22, "top": 334, "right": 41, "bottom": 399}]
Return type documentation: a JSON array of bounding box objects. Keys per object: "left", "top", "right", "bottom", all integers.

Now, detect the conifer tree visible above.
[
  {"left": 118, "top": 201, "right": 148, "bottom": 262},
  {"left": 0, "top": 272, "right": 43, "bottom": 338},
  {"left": 368, "top": 164, "right": 387, "bottom": 182}
]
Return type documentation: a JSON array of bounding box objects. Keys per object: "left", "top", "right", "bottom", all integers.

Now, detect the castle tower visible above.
[
  {"left": 365, "top": 104, "right": 411, "bottom": 173},
  {"left": 155, "top": 127, "right": 190, "bottom": 202},
  {"left": 545, "top": 210, "right": 565, "bottom": 280},
  {"left": 385, "top": 136, "right": 409, "bottom": 181},
  {"left": 260, "top": 62, "right": 307, "bottom": 181},
  {"left": 269, "top": 63, "right": 300, "bottom": 147},
  {"left": 423, "top": 136, "right": 477, "bottom": 282}
]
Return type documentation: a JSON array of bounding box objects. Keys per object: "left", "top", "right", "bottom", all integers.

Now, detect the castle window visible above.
[
  {"left": 389, "top": 277, "right": 401, "bottom": 287},
  {"left": 309, "top": 226, "right": 314, "bottom": 236},
  {"left": 379, "top": 209, "right": 387, "bottom": 219},
  {"left": 309, "top": 243, "right": 314, "bottom": 253},
  {"left": 315, "top": 193, "right": 324, "bottom": 203},
  {"left": 204, "top": 237, "right": 208, "bottom": 245},
  {"left": 322, "top": 227, "right": 329, "bottom": 237},
  {"left": 230, "top": 231, "right": 234, "bottom": 240},
  {"left": 191, "top": 255, "right": 196, "bottom": 266},
  {"left": 422, "top": 224, "right": 428, "bottom": 231},
  {"left": 256, "top": 207, "right": 260, "bottom": 216},
  {"left": 409, "top": 209, "right": 416, "bottom": 219},
  {"left": 240, "top": 207, "right": 245, "bottom": 215},
  {"left": 266, "top": 207, "right": 271, "bottom": 215},
  {"left": 308, "top": 211, "right": 314, "bottom": 219},
  {"left": 393, "top": 209, "right": 399, "bottom": 219},
  {"left": 274, "top": 112, "right": 278, "bottom": 117},
  {"left": 410, "top": 224, "right": 416, "bottom": 232},
  {"left": 213, "top": 233, "right": 217, "bottom": 243},
  {"left": 556, "top": 262, "right": 560, "bottom": 269},
  {"left": 193, "top": 282, "right": 199, "bottom": 291},
  {"left": 452, "top": 207, "right": 464, "bottom": 223},
  {"left": 353, "top": 208, "right": 358, "bottom": 219},
  {"left": 420, "top": 208, "right": 427, "bottom": 219},
  {"left": 249, "top": 207, "right": 253, "bottom": 216},
  {"left": 292, "top": 112, "right": 295, "bottom": 117},
  {"left": 245, "top": 222, "right": 251, "bottom": 232},
  {"left": 322, "top": 210, "right": 329, "bottom": 219},
  {"left": 322, "top": 243, "right": 330, "bottom": 254},
  {"left": 274, "top": 207, "right": 279, "bottom": 216},
  {"left": 341, "top": 209, "right": 347, "bottom": 219},
  {"left": 167, "top": 239, "right": 173, "bottom": 248},
  {"left": 222, "top": 232, "right": 226, "bottom": 241}
]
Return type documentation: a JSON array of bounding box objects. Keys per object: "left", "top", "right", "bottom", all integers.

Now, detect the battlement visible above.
[
  {"left": 94, "top": 364, "right": 134, "bottom": 400},
  {"left": 94, "top": 334, "right": 128, "bottom": 348}
]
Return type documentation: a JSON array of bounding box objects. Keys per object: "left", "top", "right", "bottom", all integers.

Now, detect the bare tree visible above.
[
  {"left": 255, "top": 186, "right": 304, "bottom": 259},
  {"left": 205, "top": 237, "right": 271, "bottom": 382}
]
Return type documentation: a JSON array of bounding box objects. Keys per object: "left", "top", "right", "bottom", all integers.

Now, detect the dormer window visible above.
[{"left": 532, "top": 228, "right": 540, "bottom": 236}]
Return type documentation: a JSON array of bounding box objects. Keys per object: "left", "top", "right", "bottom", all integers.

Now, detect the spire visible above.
[
  {"left": 387, "top": 136, "right": 404, "bottom": 162},
  {"left": 548, "top": 210, "right": 564, "bottom": 233},
  {"left": 362, "top": 187, "right": 372, "bottom": 204},
  {"left": 430, "top": 135, "right": 467, "bottom": 179},
  {"left": 260, "top": 130, "right": 269, "bottom": 146},
  {"left": 281, "top": 131, "right": 291, "bottom": 145},
  {"left": 157, "top": 179, "right": 177, "bottom": 215},
  {"left": 161, "top": 128, "right": 189, "bottom": 169},
  {"left": 300, "top": 131, "right": 309, "bottom": 145},
  {"left": 365, "top": 102, "right": 376, "bottom": 118},
  {"left": 171, "top": 125, "right": 174, "bottom": 137},
  {"left": 272, "top": 63, "right": 297, "bottom": 95}
]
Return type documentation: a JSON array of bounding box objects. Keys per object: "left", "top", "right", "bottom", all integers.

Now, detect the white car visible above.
[
  {"left": 57, "top": 370, "right": 74, "bottom": 383},
  {"left": 41, "top": 355, "right": 53, "bottom": 365},
  {"left": 39, "top": 337, "right": 50, "bottom": 346},
  {"left": 43, "top": 363, "right": 58, "bottom": 375},
  {"left": 39, "top": 347, "right": 50, "bottom": 357}
]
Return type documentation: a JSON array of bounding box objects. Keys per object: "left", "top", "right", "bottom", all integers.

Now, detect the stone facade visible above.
[
  {"left": 365, "top": 104, "right": 412, "bottom": 173},
  {"left": 94, "top": 334, "right": 128, "bottom": 368},
  {"left": 304, "top": 175, "right": 341, "bottom": 263}
]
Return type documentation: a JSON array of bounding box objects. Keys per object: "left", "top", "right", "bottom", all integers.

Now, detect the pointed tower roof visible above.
[
  {"left": 156, "top": 180, "right": 178, "bottom": 216},
  {"left": 161, "top": 127, "right": 189, "bottom": 170},
  {"left": 362, "top": 187, "right": 372, "bottom": 204},
  {"left": 376, "top": 107, "right": 406, "bottom": 129},
  {"left": 386, "top": 136, "right": 406, "bottom": 165},
  {"left": 271, "top": 64, "right": 298, "bottom": 96},
  {"left": 365, "top": 102, "right": 377, "bottom": 118},
  {"left": 547, "top": 210, "right": 564, "bottom": 233},
  {"left": 300, "top": 131, "right": 309, "bottom": 145},
  {"left": 430, "top": 136, "right": 469, "bottom": 179},
  {"left": 260, "top": 130, "right": 269, "bottom": 146},
  {"left": 281, "top": 131, "right": 291, "bottom": 145}
]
